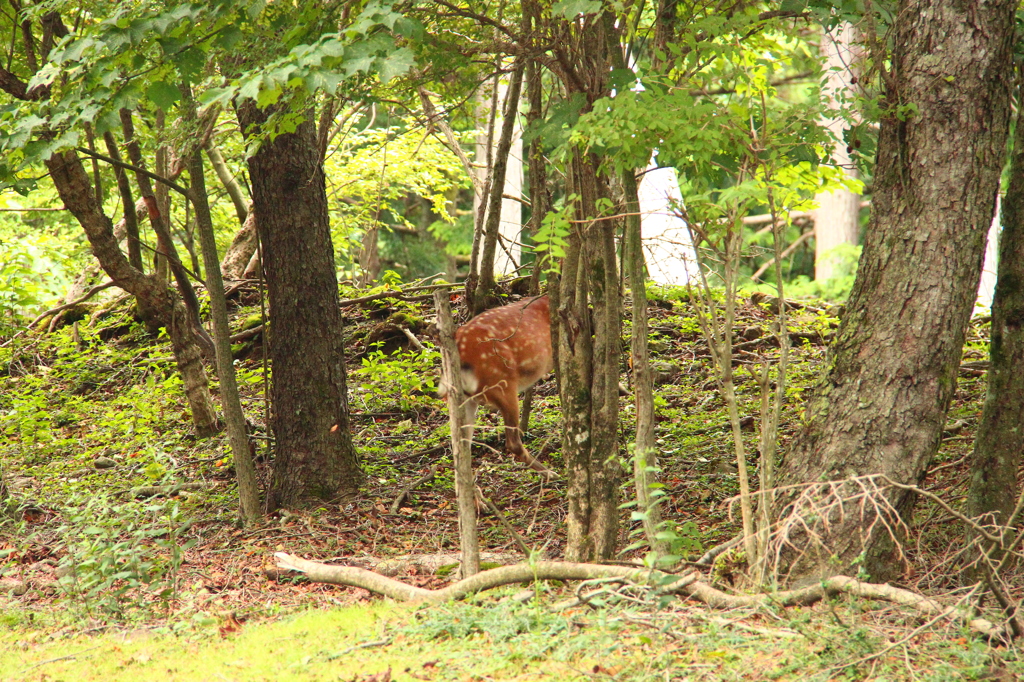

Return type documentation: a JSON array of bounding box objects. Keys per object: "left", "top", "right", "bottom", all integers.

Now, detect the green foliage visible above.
[
  {"left": 325, "top": 117, "right": 468, "bottom": 273},
  {"left": 352, "top": 347, "right": 439, "bottom": 412},
  {"left": 56, "top": 491, "right": 195, "bottom": 621},
  {"left": 403, "top": 600, "right": 572, "bottom": 651},
  {"left": 764, "top": 243, "right": 862, "bottom": 300},
  {"left": 0, "top": 227, "right": 80, "bottom": 325},
  {"left": 531, "top": 196, "right": 575, "bottom": 272}
]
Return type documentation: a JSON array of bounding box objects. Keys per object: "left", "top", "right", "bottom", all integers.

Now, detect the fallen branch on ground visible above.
[
  {"left": 389, "top": 463, "right": 440, "bottom": 514},
  {"left": 272, "top": 553, "right": 1010, "bottom": 639},
  {"left": 131, "top": 482, "right": 211, "bottom": 498},
  {"left": 24, "top": 281, "right": 117, "bottom": 334}
]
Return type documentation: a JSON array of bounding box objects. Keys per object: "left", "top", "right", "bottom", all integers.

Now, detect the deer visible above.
[{"left": 438, "top": 295, "right": 556, "bottom": 478}]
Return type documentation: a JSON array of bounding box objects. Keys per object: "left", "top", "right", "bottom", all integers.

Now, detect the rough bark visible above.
[
  {"left": 557, "top": 170, "right": 595, "bottom": 561},
  {"left": 771, "top": 0, "right": 1015, "bottom": 584},
  {"left": 235, "top": 101, "right": 362, "bottom": 510},
  {"left": 549, "top": 12, "right": 623, "bottom": 563},
  {"left": 966, "top": 90, "right": 1024, "bottom": 526},
  {"left": 560, "top": 149, "right": 622, "bottom": 562},
  {"left": 44, "top": 150, "right": 220, "bottom": 438}
]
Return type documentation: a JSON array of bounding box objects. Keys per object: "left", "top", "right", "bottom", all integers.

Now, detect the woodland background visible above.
[{"left": 1, "top": 0, "right": 1023, "bottom": 680}]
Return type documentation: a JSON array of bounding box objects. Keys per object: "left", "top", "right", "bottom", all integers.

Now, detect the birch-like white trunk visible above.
[{"left": 814, "top": 22, "right": 861, "bottom": 282}]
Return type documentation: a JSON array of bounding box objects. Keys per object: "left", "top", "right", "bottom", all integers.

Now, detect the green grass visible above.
[{"left": 3, "top": 594, "right": 1019, "bottom": 682}]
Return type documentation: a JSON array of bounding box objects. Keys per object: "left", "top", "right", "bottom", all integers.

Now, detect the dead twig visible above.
[
  {"left": 389, "top": 463, "right": 441, "bottom": 514},
  {"left": 475, "top": 486, "right": 533, "bottom": 557}
]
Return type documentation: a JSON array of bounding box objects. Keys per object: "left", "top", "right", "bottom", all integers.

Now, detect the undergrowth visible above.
[{"left": 0, "top": 284, "right": 1009, "bottom": 680}]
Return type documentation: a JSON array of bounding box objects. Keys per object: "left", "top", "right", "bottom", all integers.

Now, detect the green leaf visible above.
[
  {"left": 237, "top": 76, "right": 262, "bottom": 102},
  {"left": 175, "top": 46, "right": 206, "bottom": 81},
  {"left": 199, "top": 86, "right": 237, "bottom": 108},
  {"left": 214, "top": 24, "right": 244, "bottom": 50},
  {"left": 378, "top": 48, "right": 414, "bottom": 83},
  {"left": 147, "top": 81, "right": 182, "bottom": 110},
  {"left": 246, "top": 0, "right": 267, "bottom": 20},
  {"left": 779, "top": 0, "right": 808, "bottom": 13}
]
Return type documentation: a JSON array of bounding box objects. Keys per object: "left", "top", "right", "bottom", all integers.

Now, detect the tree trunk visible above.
[
  {"left": 102, "top": 132, "right": 143, "bottom": 272},
  {"left": 205, "top": 140, "right": 249, "bottom": 226},
  {"left": 966, "top": 90, "right": 1024, "bottom": 527},
  {"left": 474, "top": 63, "right": 524, "bottom": 313},
  {"left": 221, "top": 209, "right": 258, "bottom": 281},
  {"left": 545, "top": 12, "right": 623, "bottom": 562},
  {"left": 235, "top": 101, "right": 362, "bottom": 510},
  {"left": 44, "top": 150, "right": 221, "bottom": 438},
  {"left": 559, "top": 146, "right": 622, "bottom": 562},
  {"left": 433, "top": 291, "right": 479, "bottom": 576},
  {"left": 770, "top": 0, "right": 1015, "bottom": 584},
  {"left": 120, "top": 109, "right": 215, "bottom": 360},
  {"left": 184, "top": 87, "right": 262, "bottom": 525},
  {"left": 358, "top": 225, "right": 381, "bottom": 286},
  {"left": 622, "top": 168, "right": 668, "bottom": 559}
]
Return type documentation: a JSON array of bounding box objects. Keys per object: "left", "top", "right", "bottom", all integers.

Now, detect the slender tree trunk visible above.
[
  {"left": 204, "top": 140, "right": 249, "bottom": 226},
  {"left": 475, "top": 63, "right": 524, "bottom": 313},
  {"left": 102, "top": 132, "right": 143, "bottom": 272},
  {"left": 120, "top": 109, "right": 215, "bottom": 360},
  {"left": 814, "top": 22, "right": 861, "bottom": 281},
  {"left": 184, "top": 87, "right": 262, "bottom": 525},
  {"left": 358, "top": 226, "right": 381, "bottom": 286},
  {"left": 44, "top": 150, "right": 220, "bottom": 438},
  {"left": 966, "top": 88, "right": 1024, "bottom": 527},
  {"left": 433, "top": 291, "right": 479, "bottom": 576},
  {"left": 622, "top": 169, "right": 667, "bottom": 558},
  {"left": 235, "top": 101, "right": 362, "bottom": 510},
  {"left": 770, "top": 0, "right": 1015, "bottom": 584},
  {"left": 519, "top": 28, "right": 550, "bottom": 433}
]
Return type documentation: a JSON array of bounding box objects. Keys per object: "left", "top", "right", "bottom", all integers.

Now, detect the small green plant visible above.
[
  {"left": 55, "top": 491, "right": 196, "bottom": 621},
  {"left": 352, "top": 347, "right": 439, "bottom": 412}
]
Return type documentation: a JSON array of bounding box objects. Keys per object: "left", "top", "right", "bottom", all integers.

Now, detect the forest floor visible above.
[{"left": 0, "top": 282, "right": 1018, "bottom": 681}]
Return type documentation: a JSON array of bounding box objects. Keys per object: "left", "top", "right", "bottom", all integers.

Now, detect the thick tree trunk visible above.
[
  {"left": 559, "top": 148, "right": 622, "bottom": 562},
  {"left": 235, "top": 102, "right": 362, "bottom": 510},
  {"left": 966, "top": 94, "right": 1024, "bottom": 527},
  {"left": 771, "top": 0, "right": 1015, "bottom": 584},
  {"left": 44, "top": 150, "right": 220, "bottom": 438},
  {"left": 547, "top": 12, "right": 623, "bottom": 562}
]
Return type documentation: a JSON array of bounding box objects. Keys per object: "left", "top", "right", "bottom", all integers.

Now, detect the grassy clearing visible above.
[{"left": 2, "top": 592, "right": 1017, "bottom": 681}]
